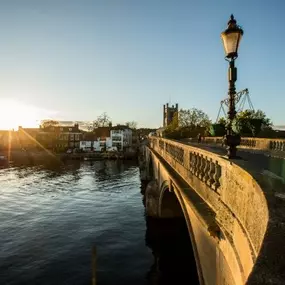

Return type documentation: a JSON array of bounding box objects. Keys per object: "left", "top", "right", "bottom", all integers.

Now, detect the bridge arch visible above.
[{"left": 159, "top": 181, "right": 184, "bottom": 218}]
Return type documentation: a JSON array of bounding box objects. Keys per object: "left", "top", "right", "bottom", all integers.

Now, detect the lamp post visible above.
[{"left": 221, "top": 14, "right": 244, "bottom": 159}]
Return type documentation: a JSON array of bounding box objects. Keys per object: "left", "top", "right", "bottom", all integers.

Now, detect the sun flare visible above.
[{"left": 0, "top": 99, "right": 43, "bottom": 130}]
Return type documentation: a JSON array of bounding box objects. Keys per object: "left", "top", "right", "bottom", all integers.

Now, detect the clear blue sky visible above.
[{"left": 0, "top": 0, "right": 284, "bottom": 128}]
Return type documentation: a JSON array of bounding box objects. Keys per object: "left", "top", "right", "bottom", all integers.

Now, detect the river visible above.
[{"left": 0, "top": 159, "right": 198, "bottom": 285}]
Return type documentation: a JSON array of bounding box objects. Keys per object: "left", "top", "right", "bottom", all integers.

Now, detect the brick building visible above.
[{"left": 37, "top": 124, "right": 82, "bottom": 150}]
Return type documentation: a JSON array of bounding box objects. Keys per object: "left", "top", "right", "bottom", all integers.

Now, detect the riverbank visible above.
[{"left": 0, "top": 149, "right": 138, "bottom": 164}]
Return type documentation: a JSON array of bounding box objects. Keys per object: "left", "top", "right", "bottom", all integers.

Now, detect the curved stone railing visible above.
[
  {"left": 149, "top": 137, "right": 270, "bottom": 284},
  {"left": 203, "top": 136, "right": 285, "bottom": 152}
]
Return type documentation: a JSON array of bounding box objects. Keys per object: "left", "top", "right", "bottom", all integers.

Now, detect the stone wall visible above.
[
  {"left": 202, "top": 136, "right": 285, "bottom": 152},
  {"left": 147, "top": 137, "right": 272, "bottom": 284}
]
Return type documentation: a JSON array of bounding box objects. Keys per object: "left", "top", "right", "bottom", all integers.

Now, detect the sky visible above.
[{"left": 0, "top": 0, "right": 284, "bottom": 129}]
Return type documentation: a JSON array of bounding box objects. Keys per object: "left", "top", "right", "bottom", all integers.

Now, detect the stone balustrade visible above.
[
  {"left": 189, "top": 151, "right": 221, "bottom": 192},
  {"left": 203, "top": 136, "right": 285, "bottom": 152},
  {"left": 149, "top": 137, "right": 269, "bottom": 283}
]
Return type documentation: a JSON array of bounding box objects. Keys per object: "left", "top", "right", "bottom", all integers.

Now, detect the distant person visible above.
[
  {"left": 222, "top": 134, "right": 227, "bottom": 148},
  {"left": 197, "top": 133, "right": 201, "bottom": 143}
]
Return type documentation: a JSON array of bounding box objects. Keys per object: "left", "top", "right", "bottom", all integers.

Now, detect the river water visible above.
[{"left": 0, "top": 159, "right": 198, "bottom": 285}]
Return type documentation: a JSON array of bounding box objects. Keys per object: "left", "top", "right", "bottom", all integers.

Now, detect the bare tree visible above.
[
  {"left": 125, "top": 121, "right": 137, "bottom": 129},
  {"left": 92, "top": 113, "right": 112, "bottom": 129}
]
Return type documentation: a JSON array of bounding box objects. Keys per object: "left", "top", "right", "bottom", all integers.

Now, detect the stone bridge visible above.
[{"left": 139, "top": 137, "right": 285, "bottom": 285}]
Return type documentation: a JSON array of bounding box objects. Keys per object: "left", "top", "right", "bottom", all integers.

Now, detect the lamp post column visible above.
[
  {"left": 226, "top": 59, "right": 239, "bottom": 158},
  {"left": 221, "top": 14, "right": 243, "bottom": 159}
]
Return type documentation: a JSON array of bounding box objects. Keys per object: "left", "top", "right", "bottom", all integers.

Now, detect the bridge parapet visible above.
[
  {"left": 202, "top": 136, "right": 285, "bottom": 152},
  {"left": 149, "top": 137, "right": 275, "bottom": 284},
  {"left": 150, "top": 137, "right": 267, "bottom": 256}
]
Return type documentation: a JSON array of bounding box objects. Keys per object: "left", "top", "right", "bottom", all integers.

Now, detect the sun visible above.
[{"left": 0, "top": 99, "right": 42, "bottom": 130}]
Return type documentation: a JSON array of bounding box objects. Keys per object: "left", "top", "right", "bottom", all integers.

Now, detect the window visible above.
[
  {"left": 112, "top": 130, "right": 121, "bottom": 134},
  {"left": 70, "top": 134, "right": 74, "bottom": 140},
  {"left": 112, "top": 136, "right": 122, "bottom": 141},
  {"left": 75, "top": 134, "right": 80, "bottom": 141}
]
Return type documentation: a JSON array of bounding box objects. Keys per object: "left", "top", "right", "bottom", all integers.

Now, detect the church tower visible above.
[{"left": 163, "top": 103, "right": 179, "bottom": 127}]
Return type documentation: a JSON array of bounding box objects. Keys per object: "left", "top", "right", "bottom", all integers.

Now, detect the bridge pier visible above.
[
  {"left": 139, "top": 146, "right": 200, "bottom": 283},
  {"left": 144, "top": 180, "right": 160, "bottom": 217}
]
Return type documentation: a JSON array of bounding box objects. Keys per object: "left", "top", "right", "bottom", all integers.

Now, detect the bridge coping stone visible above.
[{"left": 148, "top": 137, "right": 285, "bottom": 285}]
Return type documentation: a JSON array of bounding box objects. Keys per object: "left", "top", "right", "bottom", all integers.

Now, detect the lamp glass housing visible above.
[{"left": 221, "top": 31, "right": 242, "bottom": 59}]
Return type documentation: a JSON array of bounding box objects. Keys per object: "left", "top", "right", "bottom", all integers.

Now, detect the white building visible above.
[
  {"left": 110, "top": 127, "right": 132, "bottom": 151},
  {"left": 80, "top": 137, "right": 112, "bottom": 152},
  {"left": 93, "top": 140, "right": 102, "bottom": 152},
  {"left": 79, "top": 141, "right": 92, "bottom": 151},
  {"left": 106, "top": 137, "right": 112, "bottom": 148}
]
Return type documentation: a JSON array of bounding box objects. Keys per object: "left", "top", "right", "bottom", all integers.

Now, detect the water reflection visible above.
[
  {"left": 93, "top": 160, "right": 125, "bottom": 182},
  {"left": 145, "top": 216, "right": 199, "bottom": 285},
  {"left": 0, "top": 159, "right": 199, "bottom": 285},
  {"left": 0, "top": 159, "right": 153, "bottom": 285}
]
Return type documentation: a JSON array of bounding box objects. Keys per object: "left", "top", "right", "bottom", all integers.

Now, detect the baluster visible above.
[
  {"left": 191, "top": 153, "right": 196, "bottom": 174},
  {"left": 194, "top": 153, "right": 199, "bottom": 176},
  {"left": 198, "top": 155, "right": 205, "bottom": 179},
  {"left": 189, "top": 152, "right": 192, "bottom": 172},
  {"left": 194, "top": 154, "right": 199, "bottom": 177},
  {"left": 181, "top": 148, "right": 184, "bottom": 165},
  {"left": 207, "top": 158, "right": 215, "bottom": 187},
  {"left": 212, "top": 161, "right": 221, "bottom": 191},
  {"left": 203, "top": 158, "right": 210, "bottom": 182}
]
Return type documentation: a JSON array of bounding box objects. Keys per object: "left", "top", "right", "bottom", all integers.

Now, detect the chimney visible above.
[{"left": 176, "top": 103, "right": 178, "bottom": 110}]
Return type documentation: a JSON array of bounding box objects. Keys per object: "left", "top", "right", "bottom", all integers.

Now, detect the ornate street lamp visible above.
[{"left": 221, "top": 14, "right": 244, "bottom": 159}]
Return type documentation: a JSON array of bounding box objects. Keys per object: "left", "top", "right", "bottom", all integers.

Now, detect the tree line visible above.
[
  {"left": 40, "top": 113, "right": 138, "bottom": 131},
  {"left": 164, "top": 107, "right": 278, "bottom": 139}
]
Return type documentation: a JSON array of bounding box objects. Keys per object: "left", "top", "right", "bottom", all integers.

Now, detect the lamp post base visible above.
[
  {"left": 225, "top": 134, "right": 241, "bottom": 159},
  {"left": 226, "top": 145, "right": 237, "bottom": 159}
]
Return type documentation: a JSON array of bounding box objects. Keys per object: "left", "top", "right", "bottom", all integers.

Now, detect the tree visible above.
[
  {"left": 91, "top": 113, "right": 112, "bottom": 129},
  {"left": 40, "top": 120, "right": 59, "bottom": 128},
  {"left": 166, "top": 111, "right": 179, "bottom": 131},
  {"left": 179, "top": 108, "right": 211, "bottom": 129},
  {"left": 233, "top": 109, "right": 272, "bottom": 137},
  {"left": 163, "top": 108, "right": 211, "bottom": 139},
  {"left": 217, "top": 117, "right": 227, "bottom": 125},
  {"left": 125, "top": 121, "right": 138, "bottom": 129},
  {"left": 209, "top": 117, "right": 227, "bottom": 136}
]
